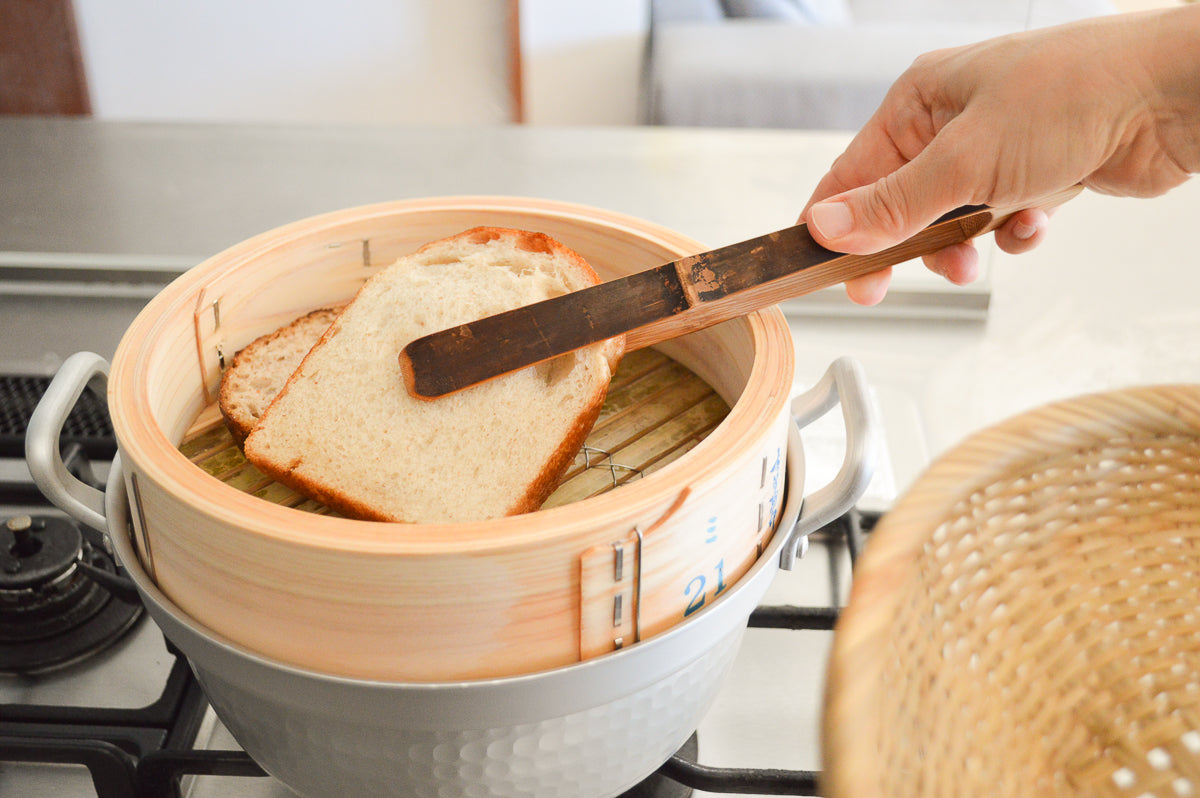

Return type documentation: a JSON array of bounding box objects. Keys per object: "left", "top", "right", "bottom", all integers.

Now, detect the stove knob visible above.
[
  {"left": 6, "top": 515, "right": 31, "bottom": 531},
  {"left": 5, "top": 515, "right": 44, "bottom": 561}
]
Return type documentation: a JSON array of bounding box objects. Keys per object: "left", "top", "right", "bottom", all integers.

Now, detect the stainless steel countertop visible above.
[
  {"left": 0, "top": 118, "right": 832, "bottom": 258},
  {"left": 4, "top": 116, "right": 1199, "bottom": 455},
  {"left": 0, "top": 118, "right": 983, "bottom": 317}
]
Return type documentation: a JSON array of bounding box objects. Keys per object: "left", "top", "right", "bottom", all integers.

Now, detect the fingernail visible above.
[
  {"left": 809, "top": 201, "right": 853, "bottom": 240},
  {"left": 1011, "top": 220, "right": 1037, "bottom": 240}
]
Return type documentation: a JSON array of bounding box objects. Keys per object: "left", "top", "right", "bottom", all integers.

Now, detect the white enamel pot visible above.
[{"left": 29, "top": 355, "right": 875, "bottom": 798}]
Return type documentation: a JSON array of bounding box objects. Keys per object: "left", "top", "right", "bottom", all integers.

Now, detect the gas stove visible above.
[
  {"left": 0, "top": 255, "right": 912, "bottom": 798},
  {"left": 0, "top": 363, "right": 894, "bottom": 798}
]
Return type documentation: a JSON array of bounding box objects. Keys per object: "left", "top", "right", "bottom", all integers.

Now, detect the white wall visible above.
[
  {"left": 72, "top": 0, "right": 650, "bottom": 127},
  {"left": 74, "top": 0, "right": 514, "bottom": 125},
  {"left": 65, "top": 1, "right": 1178, "bottom": 128},
  {"left": 520, "top": 0, "right": 648, "bottom": 125}
]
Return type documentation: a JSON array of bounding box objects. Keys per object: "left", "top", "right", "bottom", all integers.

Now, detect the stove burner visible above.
[{"left": 0, "top": 514, "right": 142, "bottom": 673}]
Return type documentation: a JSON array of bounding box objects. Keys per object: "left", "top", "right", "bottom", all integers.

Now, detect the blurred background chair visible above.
[{"left": 642, "top": 0, "right": 1117, "bottom": 129}]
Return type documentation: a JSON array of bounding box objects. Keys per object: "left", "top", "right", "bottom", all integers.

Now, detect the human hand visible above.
[{"left": 801, "top": 7, "right": 1200, "bottom": 305}]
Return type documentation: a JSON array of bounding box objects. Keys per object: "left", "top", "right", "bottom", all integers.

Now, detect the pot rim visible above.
[{"left": 108, "top": 196, "right": 795, "bottom": 554}]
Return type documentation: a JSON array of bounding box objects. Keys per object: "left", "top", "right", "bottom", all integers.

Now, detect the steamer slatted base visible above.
[{"left": 178, "top": 347, "right": 730, "bottom": 513}]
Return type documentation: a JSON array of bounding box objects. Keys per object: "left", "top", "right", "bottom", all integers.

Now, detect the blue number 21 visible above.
[{"left": 684, "top": 559, "right": 727, "bottom": 617}]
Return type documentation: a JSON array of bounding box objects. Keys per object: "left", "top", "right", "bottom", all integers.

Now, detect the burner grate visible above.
[
  {"left": 0, "top": 635, "right": 210, "bottom": 798},
  {"left": 0, "top": 375, "right": 116, "bottom": 460}
]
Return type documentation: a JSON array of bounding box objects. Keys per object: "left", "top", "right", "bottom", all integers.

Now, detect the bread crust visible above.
[
  {"left": 218, "top": 307, "right": 341, "bottom": 445},
  {"left": 505, "top": 382, "right": 609, "bottom": 515}
]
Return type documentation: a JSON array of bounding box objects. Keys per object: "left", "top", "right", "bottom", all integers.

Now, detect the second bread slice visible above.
[
  {"left": 218, "top": 307, "right": 341, "bottom": 445},
  {"left": 243, "top": 227, "right": 624, "bottom": 523}
]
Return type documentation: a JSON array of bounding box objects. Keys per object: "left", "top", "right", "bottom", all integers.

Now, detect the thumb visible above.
[{"left": 807, "top": 151, "right": 964, "bottom": 255}]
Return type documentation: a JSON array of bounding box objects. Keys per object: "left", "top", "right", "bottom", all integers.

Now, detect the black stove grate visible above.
[
  {"left": 0, "top": 635, "right": 211, "bottom": 798},
  {"left": 0, "top": 557, "right": 854, "bottom": 798},
  {"left": 0, "top": 374, "right": 116, "bottom": 460},
  {"left": 0, "top": 603, "right": 846, "bottom": 798}
]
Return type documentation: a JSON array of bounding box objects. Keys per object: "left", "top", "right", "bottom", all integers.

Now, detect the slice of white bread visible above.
[
  {"left": 218, "top": 307, "right": 341, "bottom": 445},
  {"left": 243, "top": 227, "right": 624, "bottom": 523}
]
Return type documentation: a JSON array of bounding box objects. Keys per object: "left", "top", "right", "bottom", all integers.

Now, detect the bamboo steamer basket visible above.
[
  {"left": 824, "top": 384, "right": 1200, "bottom": 798},
  {"left": 105, "top": 196, "right": 795, "bottom": 681}
]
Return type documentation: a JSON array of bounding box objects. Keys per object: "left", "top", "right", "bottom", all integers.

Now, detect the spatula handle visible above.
[
  {"left": 402, "top": 185, "right": 1082, "bottom": 398},
  {"left": 639, "top": 183, "right": 1083, "bottom": 349}
]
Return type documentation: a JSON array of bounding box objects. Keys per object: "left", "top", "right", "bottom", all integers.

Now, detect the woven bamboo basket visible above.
[{"left": 824, "top": 384, "right": 1200, "bottom": 798}]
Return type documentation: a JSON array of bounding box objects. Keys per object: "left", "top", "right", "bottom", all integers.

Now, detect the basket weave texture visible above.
[{"left": 824, "top": 385, "right": 1200, "bottom": 798}]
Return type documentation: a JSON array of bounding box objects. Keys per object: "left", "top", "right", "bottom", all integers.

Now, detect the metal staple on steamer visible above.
[
  {"left": 211, "top": 299, "right": 226, "bottom": 370},
  {"left": 610, "top": 525, "right": 644, "bottom": 650}
]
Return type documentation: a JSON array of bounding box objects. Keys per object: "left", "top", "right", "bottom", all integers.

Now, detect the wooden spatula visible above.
[{"left": 400, "top": 185, "right": 1081, "bottom": 399}]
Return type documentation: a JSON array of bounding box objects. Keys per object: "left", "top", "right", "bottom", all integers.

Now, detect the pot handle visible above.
[
  {"left": 26, "top": 352, "right": 112, "bottom": 534},
  {"left": 780, "top": 357, "right": 878, "bottom": 569}
]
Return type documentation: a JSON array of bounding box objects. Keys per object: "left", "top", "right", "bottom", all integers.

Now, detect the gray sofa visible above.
[{"left": 642, "top": 0, "right": 1117, "bottom": 129}]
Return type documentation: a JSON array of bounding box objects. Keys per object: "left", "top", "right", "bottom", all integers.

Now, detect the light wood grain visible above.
[{"left": 107, "top": 197, "right": 795, "bottom": 680}]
